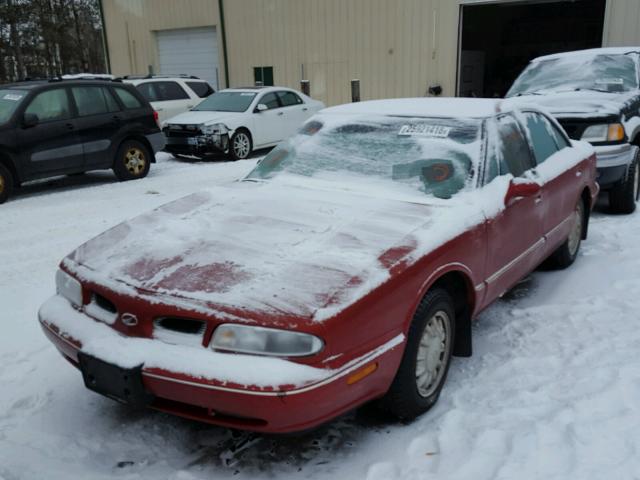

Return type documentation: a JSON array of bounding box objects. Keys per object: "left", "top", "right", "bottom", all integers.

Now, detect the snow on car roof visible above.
[
  {"left": 533, "top": 47, "right": 640, "bottom": 63},
  {"left": 322, "top": 98, "right": 504, "bottom": 119}
]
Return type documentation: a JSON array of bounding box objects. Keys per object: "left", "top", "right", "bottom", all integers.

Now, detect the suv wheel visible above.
[
  {"left": 0, "top": 163, "right": 14, "bottom": 204},
  {"left": 229, "top": 129, "right": 252, "bottom": 160},
  {"left": 609, "top": 154, "right": 639, "bottom": 214},
  {"left": 378, "top": 288, "right": 455, "bottom": 420},
  {"left": 113, "top": 140, "right": 151, "bottom": 181}
]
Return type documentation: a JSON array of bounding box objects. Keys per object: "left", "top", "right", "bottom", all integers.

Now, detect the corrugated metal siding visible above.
[
  {"left": 101, "top": 0, "right": 222, "bottom": 79},
  {"left": 603, "top": 0, "right": 640, "bottom": 46},
  {"left": 223, "top": 0, "right": 462, "bottom": 105}
]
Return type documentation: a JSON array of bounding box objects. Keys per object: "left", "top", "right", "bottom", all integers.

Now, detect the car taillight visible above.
[{"left": 153, "top": 110, "right": 160, "bottom": 128}]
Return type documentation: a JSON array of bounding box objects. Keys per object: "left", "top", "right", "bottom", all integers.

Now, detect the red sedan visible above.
[{"left": 39, "top": 98, "right": 598, "bottom": 433}]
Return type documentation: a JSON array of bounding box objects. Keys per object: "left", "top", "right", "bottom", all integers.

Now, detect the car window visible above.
[
  {"left": 24, "top": 88, "right": 71, "bottom": 122},
  {"left": 0, "top": 89, "right": 27, "bottom": 124},
  {"left": 277, "top": 91, "right": 303, "bottom": 107},
  {"left": 258, "top": 92, "right": 280, "bottom": 110},
  {"left": 154, "top": 81, "right": 189, "bottom": 101},
  {"left": 494, "top": 115, "right": 535, "bottom": 177},
  {"left": 113, "top": 87, "right": 143, "bottom": 109},
  {"left": 248, "top": 115, "right": 482, "bottom": 200},
  {"left": 72, "top": 86, "right": 120, "bottom": 116},
  {"left": 523, "top": 112, "right": 561, "bottom": 165},
  {"left": 186, "top": 81, "right": 214, "bottom": 98},
  {"left": 136, "top": 83, "right": 159, "bottom": 102}
]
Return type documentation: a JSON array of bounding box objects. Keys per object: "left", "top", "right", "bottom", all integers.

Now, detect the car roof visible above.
[
  {"left": 532, "top": 47, "right": 640, "bottom": 63},
  {"left": 2, "top": 78, "right": 126, "bottom": 90},
  {"left": 321, "top": 98, "right": 508, "bottom": 119},
  {"left": 223, "top": 86, "right": 296, "bottom": 94}
]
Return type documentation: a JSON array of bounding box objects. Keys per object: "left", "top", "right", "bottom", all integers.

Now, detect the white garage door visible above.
[{"left": 156, "top": 27, "right": 220, "bottom": 90}]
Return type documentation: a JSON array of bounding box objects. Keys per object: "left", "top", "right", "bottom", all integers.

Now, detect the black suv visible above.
[
  {"left": 507, "top": 47, "right": 640, "bottom": 213},
  {"left": 0, "top": 78, "right": 165, "bottom": 204}
]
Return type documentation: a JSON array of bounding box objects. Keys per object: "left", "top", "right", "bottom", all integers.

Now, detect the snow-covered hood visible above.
[
  {"left": 506, "top": 90, "right": 639, "bottom": 119},
  {"left": 64, "top": 180, "right": 446, "bottom": 322},
  {"left": 165, "top": 110, "right": 244, "bottom": 127}
]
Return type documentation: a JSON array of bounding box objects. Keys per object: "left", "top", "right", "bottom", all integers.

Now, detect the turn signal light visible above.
[
  {"left": 608, "top": 123, "right": 625, "bottom": 141},
  {"left": 346, "top": 362, "right": 378, "bottom": 385}
]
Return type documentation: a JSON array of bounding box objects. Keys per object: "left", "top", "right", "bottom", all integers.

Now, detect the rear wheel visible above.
[
  {"left": 379, "top": 288, "right": 455, "bottom": 420},
  {"left": 0, "top": 163, "right": 14, "bottom": 204},
  {"left": 229, "top": 129, "right": 252, "bottom": 160},
  {"left": 546, "top": 199, "right": 585, "bottom": 269},
  {"left": 113, "top": 140, "right": 151, "bottom": 181},
  {"left": 609, "top": 155, "right": 639, "bottom": 214}
]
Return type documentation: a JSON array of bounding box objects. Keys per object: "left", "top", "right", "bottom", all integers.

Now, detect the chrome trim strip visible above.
[
  {"left": 545, "top": 214, "right": 574, "bottom": 240},
  {"left": 486, "top": 237, "right": 546, "bottom": 285},
  {"left": 474, "top": 283, "right": 485, "bottom": 292}
]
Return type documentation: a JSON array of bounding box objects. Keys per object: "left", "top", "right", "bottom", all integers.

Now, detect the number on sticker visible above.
[{"left": 398, "top": 124, "right": 451, "bottom": 138}]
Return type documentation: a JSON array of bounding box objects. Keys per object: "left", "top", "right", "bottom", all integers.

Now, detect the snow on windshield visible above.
[
  {"left": 507, "top": 54, "right": 639, "bottom": 97},
  {"left": 247, "top": 114, "right": 482, "bottom": 200}
]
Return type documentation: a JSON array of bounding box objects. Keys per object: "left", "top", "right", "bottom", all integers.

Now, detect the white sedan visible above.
[{"left": 163, "top": 86, "right": 324, "bottom": 160}]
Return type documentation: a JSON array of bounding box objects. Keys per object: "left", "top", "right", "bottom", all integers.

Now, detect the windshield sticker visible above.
[
  {"left": 398, "top": 124, "right": 451, "bottom": 138},
  {"left": 3, "top": 93, "right": 24, "bottom": 101}
]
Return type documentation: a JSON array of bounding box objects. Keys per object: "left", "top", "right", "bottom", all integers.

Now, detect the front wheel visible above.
[
  {"left": 609, "top": 156, "right": 639, "bottom": 214},
  {"left": 379, "top": 288, "right": 455, "bottom": 420},
  {"left": 113, "top": 140, "right": 151, "bottom": 181},
  {"left": 229, "top": 129, "right": 252, "bottom": 161},
  {"left": 546, "top": 199, "right": 585, "bottom": 270}
]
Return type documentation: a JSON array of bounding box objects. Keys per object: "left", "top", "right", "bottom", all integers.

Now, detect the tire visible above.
[
  {"left": 0, "top": 163, "right": 14, "bottom": 205},
  {"left": 546, "top": 199, "right": 585, "bottom": 270},
  {"left": 229, "top": 129, "right": 252, "bottom": 160},
  {"left": 379, "top": 288, "right": 455, "bottom": 420},
  {"left": 113, "top": 140, "right": 151, "bottom": 181},
  {"left": 609, "top": 155, "right": 639, "bottom": 214}
]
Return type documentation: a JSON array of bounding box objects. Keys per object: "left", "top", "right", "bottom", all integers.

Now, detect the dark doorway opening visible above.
[{"left": 458, "top": 0, "right": 607, "bottom": 98}]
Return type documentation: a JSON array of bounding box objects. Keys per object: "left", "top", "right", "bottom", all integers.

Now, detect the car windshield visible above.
[
  {"left": 246, "top": 115, "right": 482, "bottom": 199},
  {"left": 0, "top": 89, "right": 27, "bottom": 124},
  {"left": 192, "top": 91, "right": 257, "bottom": 112},
  {"left": 507, "top": 53, "right": 639, "bottom": 96}
]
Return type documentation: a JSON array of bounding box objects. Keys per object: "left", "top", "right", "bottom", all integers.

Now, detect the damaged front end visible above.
[{"left": 163, "top": 123, "right": 230, "bottom": 158}]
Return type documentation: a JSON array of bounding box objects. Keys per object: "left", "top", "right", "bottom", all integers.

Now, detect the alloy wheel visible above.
[
  {"left": 125, "top": 148, "right": 147, "bottom": 176},
  {"left": 567, "top": 203, "right": 583, "bottom": 257},
  {"left": 233, "top": 133, "right": 250, "bottom": 159}
]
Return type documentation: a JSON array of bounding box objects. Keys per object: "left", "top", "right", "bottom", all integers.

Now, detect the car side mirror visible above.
[
  {"left": 22, "top": 113, "right": 39, "bottom": 128},
  {"left": 255, "top": 104, "right": 268, "bottom": 113},
  {"left": 504, "top": 179, "right": 541, "bottom": 206}
]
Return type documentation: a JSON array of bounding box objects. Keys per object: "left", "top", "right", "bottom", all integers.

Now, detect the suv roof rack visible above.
[{"left": 120, "top": 74, "right": 201, "bottom": 80}]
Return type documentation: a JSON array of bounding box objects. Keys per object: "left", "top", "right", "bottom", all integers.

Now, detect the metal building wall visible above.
[
  {"left": 603, "top": 0, "right": 640, "bottom": 46},
  {"left": 223, "top": 0, "right": 461, "bottom": 105},
  {"left": 101, "top": 0, "right": 222, "bottom": 78}
]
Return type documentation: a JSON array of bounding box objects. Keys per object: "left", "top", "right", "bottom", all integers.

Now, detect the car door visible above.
[
  {"left": 17, "top": 87, "right": 84, "bottom": 177},
  {"left": 70, "top": 85, "right": 123, "bottom": 169},
  {"left": 483, "top": 113, "right": 546, "bottom": 301},
  {"left": 252, "top": 92, "right": 284, "bottom": 146},
  {"left": 276, "top": 90, "right": 309, "bottom": 137},
  {"left": 152, "top": 81, "right": 193, "bottom": 124},
  {"left": 522, "top": 111, "right": 584, "bottom": 251}
]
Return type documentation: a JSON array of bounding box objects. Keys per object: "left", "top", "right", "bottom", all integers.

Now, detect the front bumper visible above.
[
  {"left": 163, "top": 131, "right": 230, "bottom": 158},
  {"left": 594, "top": 143, "right": 638, "bottom": 189},
  {"left": 38, "top": 295, "right": 403, "bottom": 433}
]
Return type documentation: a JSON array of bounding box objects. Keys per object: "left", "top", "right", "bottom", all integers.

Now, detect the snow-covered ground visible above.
[{"left": 1, "top": 153, "right": 639, "bottom": 480}]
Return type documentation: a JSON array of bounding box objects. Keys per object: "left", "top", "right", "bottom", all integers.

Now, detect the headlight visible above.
[
  {"left": 581, "top": 123, "right": 625, "bottom": 142},
  {"left": 210, "top": 324, "right": 324, "bottom": 357},
  {"left": 55, "top": 269, "right": 83, "bottom": 308},
  {"left": 201, "top": 123, "right": 229, "bottom": 135}
]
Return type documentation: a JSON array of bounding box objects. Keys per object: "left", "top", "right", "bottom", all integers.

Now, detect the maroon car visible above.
[{"left": 39, "top": 98, "right": 598, "bottom": 433}]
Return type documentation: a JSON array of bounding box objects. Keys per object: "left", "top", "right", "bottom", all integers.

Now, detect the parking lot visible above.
[{"left": 2, "top": 153, "right": 640, "bottom": 480}]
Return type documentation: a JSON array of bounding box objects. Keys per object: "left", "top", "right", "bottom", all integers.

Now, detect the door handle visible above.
[
  {"left": 576, "top": 170, "right": 583, "bottom": 177},
  {"left": 277, "top": 111, "right": 284, "bottom": 116},
  {"left": 302, "top": 107, "right": 308, "bottom": 111},
  {"left": 65, "top": 123, "right": 75, "bottom": 130},
  {"left": 187, "top": 105, "right": 195, "bottom": 109},
  {"left": 534, "top": 195, "right": 543, "bottom": 205},
  {"left": 112, "top": 115, "right": 122, "bottom": 124}
]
